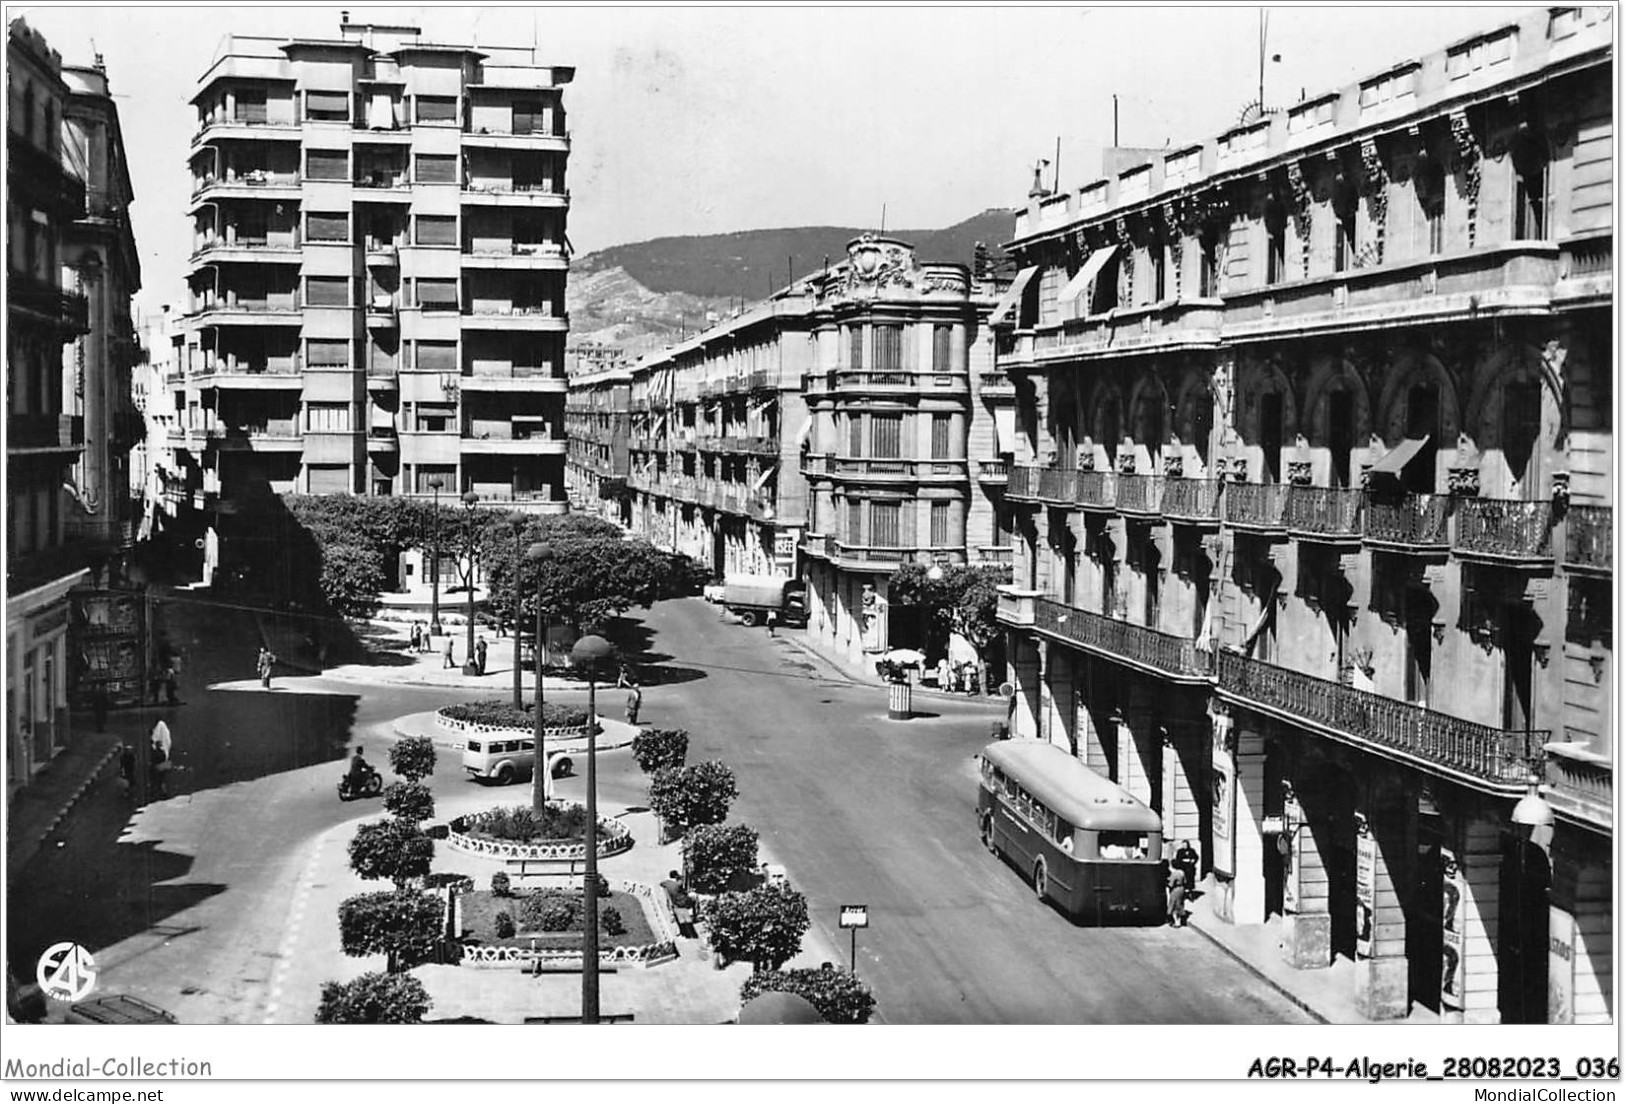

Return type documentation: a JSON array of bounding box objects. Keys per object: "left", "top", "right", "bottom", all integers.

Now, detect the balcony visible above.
[
  {"left": 975, "top": 458, "right": 1009, "bottom": 485},
  {"left": 828, "top": 457, "right": 966, "bottom": 482},
  {"left": 1363, "top": 493, "right": 1449, "bottom": 552},
  {"left": 978, "top": 371, "right": 1016, "bottom": 398},
  {"left": 825, "top": 370, "right": 968, "bottom": 396},
  {"left": 190, "top": 237, "right": 302, "bottom": 265},
  {"left": 801, "top": 533, "right": 831, "bottom": 559},
  {"left": 1008, "top": 464, "right": 1040, "bottom": 500},
  {"left": 461, "top": 306, "right": 568, "bottom": 332},
  {"left": 1216, "top": 650, "right": 1540, "bottom": 791},
  {"left": 1032, "top": 596, "right": 1212, "bottom": 683},
  {"left": 1116, "top": 474, "right": 1165, "bottom": 519},
  {"left": 1223, "top": 482, "right": 1287, "bottom": 532},
  {"left": 462, "top": 365, "right": 564, "bottom": 391},
  {"left": 831, "top": 542, "right": 958, "bottom": 568},
  {"left": 8, "top": 414, "right": 83, "bottom": 453},
  {"left": 189, "top": 171, "right": 302, "bottom": 205},
  {"left": 1453, "top": 498, "right": 1554, "bottom": 564},
  {"left": 1037, "top": 467, "right": 1077, "bottom": 505},
  {"left": 1074, "top": 470, "right": 1116, "bottom": 511},
  {"left": 1563, "top": 504, "right": 1612, "bottom": 575},
  {"left": 1162, "top": 477, "right": 1222, "bottom": 525},
  {"left": 1285, "top": 486, "right": 1363, "bottom": 541},
  {"left": 460, "top": 182, "right": 569, "bottom": 207},
  {"left": 1541, "top": 743, "right": 1612, "bottom": 831},
  {"left": 9, "top": 275, "right": 89, "bottom": 332},
  {"left": 194, "top": 362, "right": 304, "bottom": 389},
  {"left": 8, "top": 138, "right": 87, "bottom": 215},
  {"left": 189, "top": 299, "right": 302, "bottom": 326}
]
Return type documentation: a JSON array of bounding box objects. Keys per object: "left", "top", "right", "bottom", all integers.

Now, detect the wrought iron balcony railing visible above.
[
  {"left": 1033, "top": 596, "right": 1212, "bottom": 682},
  {"left": 1008, "top": 464, "right": 1040, "bottom": 499},
  {"left": 1162, "top": 477, "right": 1222, "bottom": 524},
  {"left": 1285, "top": 485, "right": 1364, "bottom": 540},
  {"left": 1453, "top": 498, "right": 1554, "bottom": 562},
  {"left": 1217, "top": 650, "right": 1540, "bottom": 789},
  {"left": 1563, "top": 504, "right": 1612, "bottom": 574},
  {"left": 1075, "top": 470, "right": 1117, "bottom": 510},
  {"left": 1363, "top": 493, "right": 1450, "bottom": 550},
  {"left": 1116, "top": 474, "right": 1165, "bottom": 517},
  {"left": 1223, "top": 482, "right": 1288, "bottom": 531},
  {"left": 1037, "top": 467, "right": 1078, "bottom": 504}
]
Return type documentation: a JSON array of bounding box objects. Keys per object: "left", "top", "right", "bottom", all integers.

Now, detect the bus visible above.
[
  {"left": 462, "top": 737, "right": 572, "bottom": 785},
  {"left": 977, "top": 739, "right": 1166, "bottom": 925}
]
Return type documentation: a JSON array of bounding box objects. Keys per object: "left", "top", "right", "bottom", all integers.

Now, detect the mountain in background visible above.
[{"left": 565, "top": 208, "right": 1017, "bottom": 366}]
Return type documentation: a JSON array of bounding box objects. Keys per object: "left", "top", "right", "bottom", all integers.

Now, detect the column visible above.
[
  {"left": 1042, "top": 643, "right": 1075, "bottom": 752},
  {"left": 1117, "top": 680, "right": 1158, "bottom": 809},
  {"left": 1219, "top": 719, "right": 1268, "bottom": 924},
  {"left": 1353, "top": 790, "right": 1411, "bottom": 1020},
  {"left": 1548, "top": 834, "right": 1613, "bottom": 1025},
  {"left": 1011, "top": 635, "right": 1042, "bottom": 741},
  {"left": 1280, "top": 778, "right": 1332, "bottom": 969},
  {"left": 1445, "top": 813, "right": 1505, "bottom": 1024},
  {"left": 1160, "top": 718, "right": 1204, "bottom": 866}
]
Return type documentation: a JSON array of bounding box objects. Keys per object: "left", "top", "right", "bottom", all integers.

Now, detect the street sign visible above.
[{"left": 839, "top": 905, "right": 868, "bottom": 929}]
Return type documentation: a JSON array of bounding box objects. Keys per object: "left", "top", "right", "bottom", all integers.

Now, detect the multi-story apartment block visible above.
[
  {"left": 564, "top": 366, "right": 631, "bottom": 525},
  {"left": 799, "top": 236, "right": 1012, "bottom": 666},
  {"left": 173, "top": 16, "right": 573, "bottom": 517},
  {"left": 620, "top": 286, "right": 816, "bottom": 581},
  {"left": 61, "top": 56, "right": 143, "bottom": 556},
  {"left": 994, "top": 7, "right": 1611, "bottom": 1025}
]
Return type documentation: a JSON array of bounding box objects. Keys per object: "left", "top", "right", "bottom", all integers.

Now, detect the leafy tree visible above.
[
  {"left": 887, "top": 563, "right": 1006, "bottom": 653},
  {"left": 682, "top": 824, "right": 760, "bottom": 894},
  {"left": 388, "top": 735, "right": 437, "bottom": 783},
  {"left": 347, "top": 818, "right": 434, "bottom": 887},
  {"left": 487, "top": 534, "right": 672, "bottom": 636},
  {"left": 740, "top": 968, "right": 876, "bottom": 1024},
  {"left": 490, "top": 871, "right": 512, "bottom": 898},
  {"left": 647, "top": 760, "right": 737, "bottom": 840},
  {"left": 705, "top": 882, "right": 810, "bottom": 973},
  {"left": 383, "top": 781, "right": 435, "bottom": 824},
  {"left": 337, "top": 889, "right": 445, "bottom": 972},
  {"left": 313, "top": 541, "right": 390, "bottom": 620},
  {"left": 631, "top": 727, "right": 689, "bottom": 774},
  {"left": 315, "top": 971, "right": 432, "bottom": 1024}
]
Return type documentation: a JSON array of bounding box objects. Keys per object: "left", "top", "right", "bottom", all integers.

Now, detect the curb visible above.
[
  {"left": 1185, "top": 916, "right": 1331, "bottom": 1025},
  {"left": 36, "top": 746, "right": 121, "bottom": 848}
]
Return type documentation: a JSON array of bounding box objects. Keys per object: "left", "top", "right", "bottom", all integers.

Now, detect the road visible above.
[{"left": 594, "top": 597, "right": 1313, "bottom": 1024}]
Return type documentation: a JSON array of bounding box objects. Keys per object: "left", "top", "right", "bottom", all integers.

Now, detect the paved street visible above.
[{"left": 594, "top": 598, "right": 1313, "bottom": 1024}]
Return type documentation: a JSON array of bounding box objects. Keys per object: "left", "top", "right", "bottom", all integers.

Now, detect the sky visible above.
[{"left": 12, "top": 3, "right": 1540, "bottom": 323}]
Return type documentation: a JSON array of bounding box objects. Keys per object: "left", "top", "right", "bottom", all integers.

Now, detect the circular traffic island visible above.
[{"left": 445, "top": 802, "right": 635, "bottom": 864}]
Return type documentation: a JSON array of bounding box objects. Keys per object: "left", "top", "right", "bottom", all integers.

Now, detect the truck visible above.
[{"left": 722, "top": 574, "right": 807, "bottom": 628}]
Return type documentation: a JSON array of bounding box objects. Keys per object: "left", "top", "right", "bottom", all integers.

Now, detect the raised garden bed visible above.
[
  {"left": 446, "top": 804, "right": 635, "bottom": 863},
  {"left": 456, "top": 885, "right": 677, "bottom": 969}
]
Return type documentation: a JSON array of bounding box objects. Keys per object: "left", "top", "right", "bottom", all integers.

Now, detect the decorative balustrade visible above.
[
  {"left": 1008, "top": 465, "right": 1041, "bottom": 499},
  {"left": 1563, "top": 504, "right": 1612, "bottom": 574},
  {"left": 1116, "top": 475, "right": 1165, "bottom": 517},
  {"left": 1034, "top": 597, "right": 1211, "bottom": 682},
  {"left": 1224, "top": 482, "right": 1288, "bottom": 530},
  {"left": 1453, "top": 498, "right": 1554, "bottom": 561},
  {"left": 1037, "top": 467, "right": 1078, "bottom": 504},
  {"left": 1542, "top": 744, "right": 1613, "bottom": 830},
  {"left": 1162, "top": 478, "right": 1222, "bottom": 523},
  {"left": 1363, "top": 493, "right": 1450, "bottom": 549},
  {"left": 1074, "top": 470, "right": 1117, "bottom": 510},
  {"left": 1217, "top": 650, "right": 1538, "bottom": 788},
  {"left": 1285, "top": 486, "right": 1364, "bottom": 539},
  {"left": 976, "top": 459, "right": 1009, "bottom": 482}
]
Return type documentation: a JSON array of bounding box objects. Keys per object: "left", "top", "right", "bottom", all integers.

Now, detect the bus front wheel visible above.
[
  {"left": 980, "top": 815, "right": 995, "bottom": 853},
  {"left": 1032, "top": 859, "right": 1048, "bottom": 901},
  {"left": 494, "top": 764, "right": 515, "bottom": 786}
]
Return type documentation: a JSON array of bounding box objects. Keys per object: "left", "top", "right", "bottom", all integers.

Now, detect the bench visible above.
[
  {"left": 504, "top": 857, "right": 584, "bottom": 878},
  {"left": 524, "top": 1012, "right": 634, "bottom": 1024},
  {"left": 530, "top": 960, "right": 619, "bottom": 976}
]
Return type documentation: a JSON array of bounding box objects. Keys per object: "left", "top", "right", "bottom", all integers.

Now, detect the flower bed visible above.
[
  {"left": 445, "top": 806, "right": 634, "bottom": 863},
  {"left": 456, "top": 885, "right": 676, "bottom": 970}
]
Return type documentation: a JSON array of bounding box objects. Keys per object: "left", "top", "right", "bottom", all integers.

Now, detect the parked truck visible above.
[{"left": 722, "top": 574, "right": 808, "bottom": 628}]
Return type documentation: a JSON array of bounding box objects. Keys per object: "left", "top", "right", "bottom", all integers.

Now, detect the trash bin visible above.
[{"left": 887, "top": 680, "right": 912, "bottom": 720}]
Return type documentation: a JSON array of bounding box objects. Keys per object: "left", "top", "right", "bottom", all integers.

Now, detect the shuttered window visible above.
[
  {"left": 415, "top": 154, "right": 457, "bottom": 184},
  {"left": 415, "top": 96, "right": 458, "bottom": 123},
  {"left": 415, "top": 341, "right": 457, "bottom": 372},
  {"left": 415, "top": 216, "right": 457, "bottom": 246},
  {"left": 306, "top": 339, "right": 349, "bottom": 369},
  {"left": 305, "top": 402, "right": 350, "bottom": 432},
  {"left": 306, "top": 149, "right": 348, "bottom": 180},
  {"left": 306, "top": 464, "right": 350, "bottom": 493},
  {"left": 305, "top": 277, "right": 350, "bottom": 307},
  {"left": 871, "top": 414, "right": 902, "bottom": 459},
  {"left": 415, "top": 404, "right": 455, "bottom": 432},
  {"left": 871, "top": 502, "right": 902, "bottom": 548},
  {"left": 930, "top": 501, "right": 951, "bottom": 547},
  {"left": 513, "top": 101, "right": 547, "bottom": 134},
  {"left": 415, "top": 279, "right": 458, "bottom": 310},
  {"left": 305, "top": 91, "right": 351, "bottom": 121},
  {"left": 848, "top": 325, "right": 864, "bottom": 370},
  {"left": 307, "top": 212, "right": 349, "bottom": 242},
  {"left": 931, "top": 414, "right": 951, "bottom": 459},
  {"left": 874, "top": 325, "right": 903, "bottom": 373},
  {"left": 415, "top": 466, "right": 455, "bottom": 493},
  {"left": 848, "top": 414, "right": 863, "bottom": 457},
  {"left": 933, "top": 325, "right": 952, "bottom": 371}
]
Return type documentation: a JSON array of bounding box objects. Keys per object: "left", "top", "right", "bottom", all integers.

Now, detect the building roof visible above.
[{"left": 981, "top": 740, "right": 1163, "bottom": 832}]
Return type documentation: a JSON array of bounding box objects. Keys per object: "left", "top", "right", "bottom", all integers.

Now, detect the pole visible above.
[
  {"left": 532, "top": 595, "right": 545, "bottom": 810},
  {"left": 1113, "top": 94, "right": 1119, "bottom": 147},
  {"left": 1054, "top": 136, "right": 1061, "bottom": 194},
  {"left": 463, "top": 507, "right": 476, "bottom": 674},
  {"left": 429, "top": 485, "right": 442, "bottom": 636},
  {"left": 581, "top": 666, "right": 600, "bottom": 1024},
  {"left": 512, "top": 526, "right": 524, "bottom": 710},
  {"left": 850, "top": 927, "right": 857, "bottom": 976}
]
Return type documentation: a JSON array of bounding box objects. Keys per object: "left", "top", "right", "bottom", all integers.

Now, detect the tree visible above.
[
  {"left": 313, "top": 541, "right": 390, "bottom": 620},
  {"left": 348, "top": 818, "right": 434, "bottom": 887},
  {"left": 887, "top": 563, "right": 1007, "bottom": 686},
  {"left": 388, "top": 735, "right": 437, "bottom": 783},
  {"left": 740, "top": 967, "right": 876, "bottom": 1024},
  {"left": 315, "top": 971, "right": 432, "bottom": 1024},
  {"left": 487, "top": 534, "right": 673, "bottom": 636},
  {"left": 705, "top": 881, "right": 810, "bottom": 972},
  {"left": 682, "top": 823, "right": 759, "bottom": 894},
  {"left": 337, "top": 889, "right": 446, "bottom": 972},
  {"left": 647, "top": 760, "right": 737, "bottom": 840},
  {"left": 631, "top": 727, "right": 689, "bottom": 774},
  {"left": 383, "top": 781, "right": 435, "bottom": 824}
]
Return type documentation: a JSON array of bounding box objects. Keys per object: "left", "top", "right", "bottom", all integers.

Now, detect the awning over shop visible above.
[
  {"left": 1055, "top": 244, "right": 1119, "bottom": 310},
  {"left": 987, "top": 266, "right": 1039, "bottom": 326},
  {"left": 1369, "top": 436, "right": 1431, "bottom": 476}
]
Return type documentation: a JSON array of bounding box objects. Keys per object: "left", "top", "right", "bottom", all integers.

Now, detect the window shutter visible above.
[
  {"left": 415, "top": 341, "right": 457, "bottom": 371},
  {"left": 415, "top": 96, "right": 458, "bottom": 123},
  {"left": 306, "top": 149, "right": 349, "bottom": 180},
  {"left": 415, "top": 216, "right": 458, "bottom": 246},
  {"left": 415, "top": 155, "right": 457, "bottom": 183},
  {"left": 306, "top": 91, "right": 351, "bottom": 119},
  {"left": 306, "top": 464, "right": 350, "bottom": 493},
  {"left": 307, "top": 212, "right": 349, "bottom": 242},
  {"left": 415, "top": 280, "right": 459, "bottom": 309},
  {"left": 306, "top": 277, "right": 349, "bottom": 307},
  {"left": 848, "top": 325, "right": 864, "bottom": 370},
  {"left": 307, "top": 339, "right": 349, "bottom": 369},
  {"left": 933, "top": 325, "right": 951, "bottom": 371}
]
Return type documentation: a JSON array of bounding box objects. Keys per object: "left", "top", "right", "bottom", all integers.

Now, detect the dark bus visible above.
[{"left": 977, "top": 739, "right": 1166, "bottom": 925}]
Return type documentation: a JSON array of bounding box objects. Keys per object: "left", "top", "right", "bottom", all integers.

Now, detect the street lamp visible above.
[
  {"left": 526, "top": 541, "right": 550, "bottom": 813},
  {"left": 508, "top": 512, "right": 528, "bottom": 710},
  {"left": 570, "top": 632, "right": 615, "bottom": 1026},
  {"left": 427, "top": 478, "right": 444, "bottom": 637},
  {"left": 461, "top": 490, "right": 481, "bottom": 675}
]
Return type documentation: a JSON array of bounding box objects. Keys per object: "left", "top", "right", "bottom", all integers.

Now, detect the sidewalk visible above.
[
  {"left": 1183, "top": 879, "right": 1439, "bottom": 1025},
  {"left": 5, "top": 724, "right": 124, "bottom": 878}
]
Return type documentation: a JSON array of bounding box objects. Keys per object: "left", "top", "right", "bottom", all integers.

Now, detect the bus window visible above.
[
  {"left": 1053, "top": 817, "right": 1073, "bottom": 847},
  {"left": 1098, "top": 831, "right": 1150, "bottom": 860},
  {"left": 467, "top": 740, "right": 483, "bottom": 752}
]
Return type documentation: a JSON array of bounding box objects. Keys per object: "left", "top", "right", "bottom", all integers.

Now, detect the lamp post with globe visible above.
[
  {"left": 508, "top": 513, "right": 528, "bottom": 709},
  {"left": 569, "top": 633, "right": 615, "bottom": 1025},
  {"left": 526, "top": 541, "right": 550, "bottom": 811},
  {"left": 461, "top": 491, "right": 481, "bottom": 675},
  {"left": 427, "top": 478, "right": 444, "bottom": 637}
]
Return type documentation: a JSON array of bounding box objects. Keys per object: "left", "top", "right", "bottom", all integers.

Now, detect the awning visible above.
[
  {"left": 792, "top": 418, "right": 814, "bottom": 451},
  {"left": 753, "top": 463, "right": 779, "bottom": 492},
  {"left": 1369, "top": 436, "right": 1431, "bottom": 476},
  {"left": 1056, "top": 245, "right": 1119, "bottom": 307},
  {"left": 993, "top": 406, "right": 1017, "bottom": 454},
  {"left": 987, "top": 266, "right": 1039, "bottom": 326}
]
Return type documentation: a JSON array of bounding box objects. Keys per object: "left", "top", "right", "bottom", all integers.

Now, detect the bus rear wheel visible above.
[
  {"left": 494, "top": 764, "right": 515, "bottom": 785},
  {"left": 979, "top": 815, "right": 995, "bottom": 853},
  {"left": 1032, "top": 859, "right": 1048, "bottom": 901}
]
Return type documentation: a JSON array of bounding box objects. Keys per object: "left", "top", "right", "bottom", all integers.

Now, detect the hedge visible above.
[{"left": 441, "top": 699, "right": 588, "bottom": 730}]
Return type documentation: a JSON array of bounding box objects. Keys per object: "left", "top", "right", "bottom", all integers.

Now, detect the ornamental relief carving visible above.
[
  {"left": 837, "top": 233, "right": 917, "bottom": 298},
  {"left": 1446, "top": 466, "right": 1481, "bottom": 497}
]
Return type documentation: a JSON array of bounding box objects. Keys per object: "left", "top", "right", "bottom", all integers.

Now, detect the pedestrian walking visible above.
[
  {"left": 1173, "top": 839, "right": 1200, "bottom": 896},
  {"left": 765, "top": 610, "right": 778, "bottom": 638},
  {"left": 148, "top": 739, "right": 170, "bottom": 798},
  {"left": 118, "top": 743, "right": 136, "bottom": 796},
  {"left": 257, "top": 647, "right": 276, "bottom": 689},
  {"left": 409, "top": 621, "right": 421, "bottom": 654},
  {"left": 443, "top": 637, "right": 456, "bottom": 669},
  {"left": 161, "top": 663, "right": 180, "bottom": 705},
  {"left": 419, "top": 621, "right": 431, "bottom": 653},
  {"left": 150, "top": 718, "right": 172, "bottom": 758},
  {"left": 1166, "top": 864, "right": 1189, "bottom": 927},
  {"left": 625, "top": 683, "right": 642, "bottom": 726},
  {"left": 475, "top": 637, "right": 488, "bottom": 676}
]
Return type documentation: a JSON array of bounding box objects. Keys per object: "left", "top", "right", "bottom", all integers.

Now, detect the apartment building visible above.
[
  {"left": 799, "top": 235, "right": 1012, "bottom": 666},
  {"left": 564, "top": 366, "right": 632, "bottom": 525},
  {"left": 173, "top": 16, "right": 573, "bottom": 519},
  {"left": 995, "top": 7, "right": 1611, "bottom": 1024}
]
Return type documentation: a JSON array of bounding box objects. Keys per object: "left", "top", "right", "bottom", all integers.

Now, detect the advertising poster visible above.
[
  {"left": 1355, "top": 814, "right": 1376, "bottom": 960},
  {"left": 1440, "top": 847, "right": 1465, "bottom": 1012},
  {"left": 1210, "top": 738, "right": 1235, "bottom": 878}
]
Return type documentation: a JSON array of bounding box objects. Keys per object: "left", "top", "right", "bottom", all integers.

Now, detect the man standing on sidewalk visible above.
[
  {"left": 257, "top": 647, "right": 276, "bottom": 689},
  {"left": 475, "top": 637, "right": 488, "bottom": 676},
  {"left": 443, "top": 636, "right": 456, "bottom": 669},
  {"left": 626, "top": 682, "right": 642, "bottom": 726}
]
